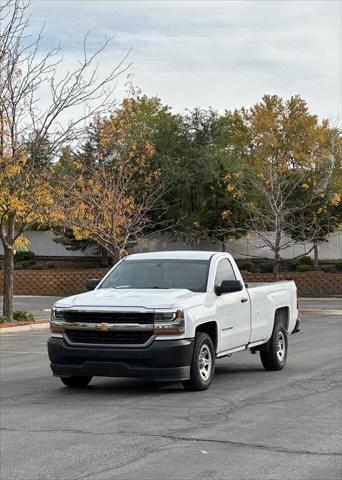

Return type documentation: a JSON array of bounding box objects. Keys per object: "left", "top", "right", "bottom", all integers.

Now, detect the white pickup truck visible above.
[{"left": 48, "top": 251, "right": 301, "bottom": 391}]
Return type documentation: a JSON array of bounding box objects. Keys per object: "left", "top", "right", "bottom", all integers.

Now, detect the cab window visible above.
[{"left": 214, "top": 258, "right": 236, "bottom": 287}]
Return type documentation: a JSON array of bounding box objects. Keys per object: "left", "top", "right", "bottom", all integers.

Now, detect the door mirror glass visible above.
[
  {"left": 215, "top": 280, "right": 243, "bottom": 295},
  {"left": 86, "top": 278, "right": 100, "bottom": 291}
]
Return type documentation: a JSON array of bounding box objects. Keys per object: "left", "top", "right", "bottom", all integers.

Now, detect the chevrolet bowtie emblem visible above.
[{"left": 97, "top": 323, "right": 109, "bottom": 331}]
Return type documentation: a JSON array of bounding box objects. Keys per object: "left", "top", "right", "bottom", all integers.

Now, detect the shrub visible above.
[
  {"left": 259, "top": 261, "right": 274, "bottom": 273},
  {"left": 0, "top": 316, "right": 7, "bottom": 323},
  {"left": 335, "top": 261, "right": 342, "bottom": 271},
  {"left": 321, "top": 265, "right": 336, "bottom": 273},
  {"left": 298, "top": 255, "right": 313, "bottom": 266},
  {"left": 14, "top": 251, "right": 35, "bottom": 262},
  {"left": 285, "top": 261, "right": 297, "bottom": 272},
  {"left": 22, "top": 260, "right": 37, "bottom": 270},
  {"left": 296, "top": 264, "right": 312, "bottom": 272},
  {"left": 236, "top": 260, "right": 253, "bottom": 272},
  {"left": 13, "top": 310, "right": 34, "bottom": 322}
]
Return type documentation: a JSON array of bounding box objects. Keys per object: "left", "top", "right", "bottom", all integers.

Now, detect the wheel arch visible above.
[
  {"left": 195, "top": 321, "right": 218, "bottom": 351},
  {"left": 274, "top": 306, "right": 289, "bottom": 332}
]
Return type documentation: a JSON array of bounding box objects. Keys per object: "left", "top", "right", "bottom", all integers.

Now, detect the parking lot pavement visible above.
[
  {"left": 0, "top": 299, "right": 341, "bottom": 480},
  {"left": 0, "top": 296, "right": 61, "bottom": 320}
]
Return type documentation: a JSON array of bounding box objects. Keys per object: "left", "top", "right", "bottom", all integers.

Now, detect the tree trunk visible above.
[
  {"left": 110, "top": 245, "right": 122, "bottom": 266},
  {"left": 100, "top": 247, "right": 110, "bottom": 267},
  {"left": 313, "top": 242, "right": 319, "bottom": 270},
  {"left": 273, "top": 229, "right": 281, "bottom": 280},
  {"left": 1, "top": 212, "right": 16, "bottom": 321},
  {"left": 273, "top": 252, "right": 280, "bottom": 280},
  {"left": 3, "top": 246, "right": 14, "bottom": 321}
]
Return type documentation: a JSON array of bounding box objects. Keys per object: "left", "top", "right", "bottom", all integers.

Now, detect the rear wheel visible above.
[
  {"left": 60, "top": 376, "right": 92, "bottom": 388},
  {"left": 183, "top": 332, "right": 215, "bottom": 391},
  {"left": 260, "top": 323, "right": 288, "bottom": 371}
]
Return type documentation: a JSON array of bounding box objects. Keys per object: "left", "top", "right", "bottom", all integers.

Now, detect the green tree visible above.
[{"left": 159, "top": 107, "right": 243, "bottom": 245}]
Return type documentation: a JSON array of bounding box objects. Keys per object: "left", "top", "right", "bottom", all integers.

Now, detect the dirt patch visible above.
[{"left": 0, "top": 319, "right": 49, "bottom": 328}]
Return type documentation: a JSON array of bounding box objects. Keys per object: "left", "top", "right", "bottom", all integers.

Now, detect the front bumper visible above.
[{"left": 48, "top": 337, "right": 194, "bottom": 381}]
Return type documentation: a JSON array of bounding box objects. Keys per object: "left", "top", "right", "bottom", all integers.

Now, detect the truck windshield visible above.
[{"left": 99, "top": 259, "right": 210, "bottom": 292}]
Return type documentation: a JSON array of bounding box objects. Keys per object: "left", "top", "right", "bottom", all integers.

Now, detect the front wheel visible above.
[
  {"left": 183, "top": 332, "right": 215, "bottom": 391},
  {"left": 60, "top": 376, "right": 92, "bottom": 388},
  {"left": 260, "top": 324, "right": 288, "bottom": 371}
]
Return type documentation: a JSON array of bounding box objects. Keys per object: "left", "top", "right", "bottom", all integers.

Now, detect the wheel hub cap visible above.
[
  {"left": 199, "top": 344, "right": 212, "bottom": 381},
  {"left": 276, "top": 331, "right": 285, "bottom": 361}
]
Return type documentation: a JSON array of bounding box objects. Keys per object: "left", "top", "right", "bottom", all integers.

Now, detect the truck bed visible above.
[
  {"left": 246, "top": 279, "right": 297, "bottom": 341},
  {"left": 247, "top": 281, "right": 293, "bottom": 288}
]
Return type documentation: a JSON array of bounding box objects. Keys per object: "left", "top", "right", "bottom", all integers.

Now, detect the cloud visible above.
[{"left": 29, "top": 0, "right": 341, "bottom": 123}]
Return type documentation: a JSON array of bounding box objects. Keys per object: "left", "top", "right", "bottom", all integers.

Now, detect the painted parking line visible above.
[
  {"left": 0, "top": 351, "right": 46, "bottom": 355},
  {"left": 300, "top": 308, "right": 342, "bottom": 315}
]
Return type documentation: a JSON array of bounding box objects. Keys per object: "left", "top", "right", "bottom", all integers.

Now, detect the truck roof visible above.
[{"left": 126, "top": 251, "right": 220, "bottom": 261}]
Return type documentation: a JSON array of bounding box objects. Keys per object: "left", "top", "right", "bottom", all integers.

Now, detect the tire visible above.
[
  {"left": 260, "top": 323, "right": 288, "bottom": 371},
  {"left": 60, "top": 376, "right": 92, "bottom": 388},
  {"left": 183, "top": 332, "right": 215, "bottom": 391}
]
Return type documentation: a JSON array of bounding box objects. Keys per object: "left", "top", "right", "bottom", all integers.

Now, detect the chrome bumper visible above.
[{"left": 50, "top": 320, "right": 153, "bottom": 331}]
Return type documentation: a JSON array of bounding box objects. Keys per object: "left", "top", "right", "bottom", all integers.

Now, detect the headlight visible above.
[
  {"left": 51, "top": 308, "right": 65, "bottom": 321},
  {"left": 50, "top": 308, "right": 65, "bottom": 333},
  {"left": 154, "top": 309, "right": 185, "bottom": 335}
]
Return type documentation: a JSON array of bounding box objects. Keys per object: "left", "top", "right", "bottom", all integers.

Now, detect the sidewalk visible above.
[{"left": 0, "top": 321, "right": 50, "bottom": 334}]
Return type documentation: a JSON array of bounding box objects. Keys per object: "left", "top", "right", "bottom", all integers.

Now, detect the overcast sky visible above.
[{"left": 31, "top": 0, "right": 341, "bottom": 123}]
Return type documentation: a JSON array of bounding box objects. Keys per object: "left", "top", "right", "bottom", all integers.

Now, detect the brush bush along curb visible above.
[{"left": 0, "top": 310, "right": 35, "bottom": 323}]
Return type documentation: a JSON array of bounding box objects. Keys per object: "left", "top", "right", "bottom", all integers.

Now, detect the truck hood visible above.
[{"left": 54, "top": 288, "right": 203, "bottom": 310}]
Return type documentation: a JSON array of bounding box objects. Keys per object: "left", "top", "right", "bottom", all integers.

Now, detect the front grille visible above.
[
  {"left": 64, "top": 311, "right": 154, "bottom": 325},
  {"left": 65, "top": 330, "right": 152, "bottom": 345}
]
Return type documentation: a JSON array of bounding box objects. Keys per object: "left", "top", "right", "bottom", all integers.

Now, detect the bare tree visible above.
[
  {"left": 0, "top": 0, "right": 130, "bottom": 320},
  {"left": 222, "top": 157, "right": 339, "bottom": 278}
]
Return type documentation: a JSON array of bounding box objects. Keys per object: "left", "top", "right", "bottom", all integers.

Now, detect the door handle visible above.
[{"left": 241, "top": 297, "right": 248, "bottom": 303}]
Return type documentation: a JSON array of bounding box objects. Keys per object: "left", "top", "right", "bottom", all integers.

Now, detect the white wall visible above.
[
  {"left": 0, "top": 231, "right": 100, "bottom": 257},
  {"left": 133, "top": 231, "right": 342, "bottom": 260},
  {"left": 1, "top": 230, "right": 341, "bottom": 260}
]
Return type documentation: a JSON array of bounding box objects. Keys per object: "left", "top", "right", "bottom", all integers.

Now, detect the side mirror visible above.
[
  {"left": 86, "top": 278, "right": 100, "bottom": 291},
  {"left": 215, "top": 280, "right": 243, "bottom": 296}
]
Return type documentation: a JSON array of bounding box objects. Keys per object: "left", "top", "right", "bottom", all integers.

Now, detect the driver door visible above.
[{"left": 214, "top": 258, "right": 251, "bottom": 352}]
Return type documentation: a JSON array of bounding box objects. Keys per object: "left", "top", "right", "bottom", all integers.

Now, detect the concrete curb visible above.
[{"left": 0, "top": 322, "right": 50, "bottom": 334}]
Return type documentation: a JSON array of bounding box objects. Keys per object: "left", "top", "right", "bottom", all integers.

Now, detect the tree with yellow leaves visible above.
[
  {"left": 221, "top": 95, "right": 341, "bottom": 278},
  {"left": 53, "top": 101, "right": 166, "bottom": 263},
  {"left": 287, "top": 130, "right": 341, "bottom": 269},
  {"left": 0, "top": 0, "right": 129, "bottom": 320}
]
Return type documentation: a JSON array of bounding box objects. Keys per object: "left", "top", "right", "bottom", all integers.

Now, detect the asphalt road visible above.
[{"left": 0, "top": 299, "right": 341, "bottom": 480}]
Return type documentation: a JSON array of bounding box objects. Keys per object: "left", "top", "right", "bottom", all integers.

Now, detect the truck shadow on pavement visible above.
[{"left": 52, "top": 365, "right": 264, "bottom": 395}]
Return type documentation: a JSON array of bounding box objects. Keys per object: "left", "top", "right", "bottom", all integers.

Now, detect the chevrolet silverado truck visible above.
[{"left": 48, "top": 251, "right": 301, "bottom": 391}]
